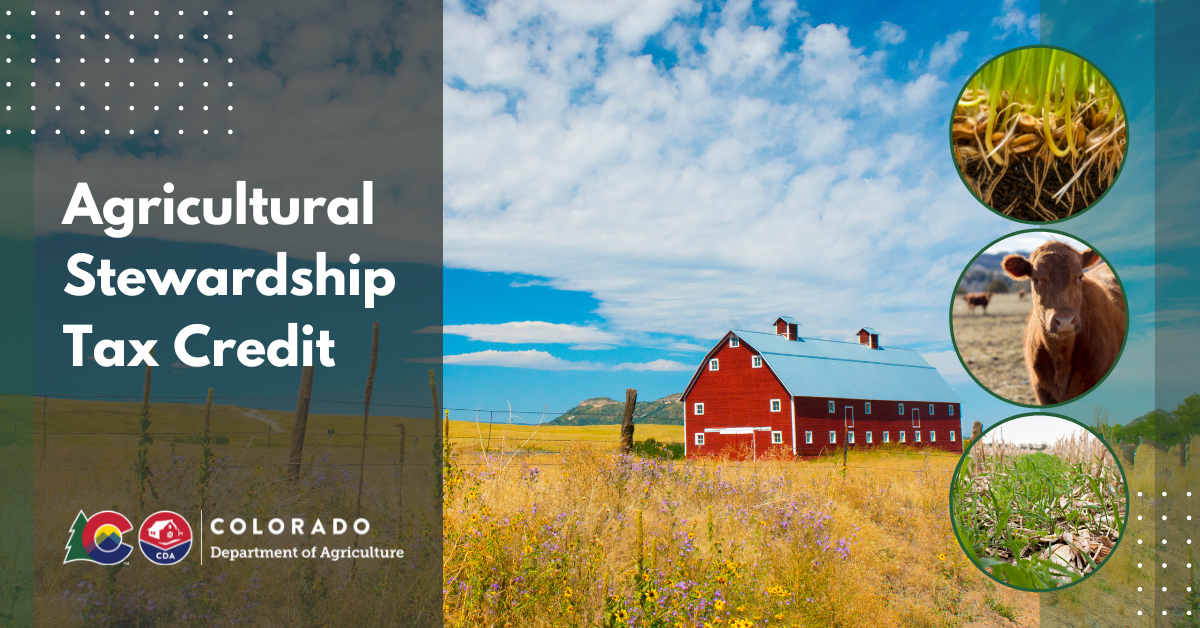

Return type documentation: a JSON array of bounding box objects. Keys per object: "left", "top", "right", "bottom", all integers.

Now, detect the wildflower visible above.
[
  {"left": 644, "top": 588, "right": 659, "bottom": 603},
  {"left": 615, "top": 609, "right": 629, "bottom": 621},
  {"left": 938, "top": 553, "right": 947, "bottom": 561},
  {"left": 564, "top": 587, "right": 573, "bottom": 600},
  {"left": 714, "top": 599, "right": 726, "bottom": 611}
]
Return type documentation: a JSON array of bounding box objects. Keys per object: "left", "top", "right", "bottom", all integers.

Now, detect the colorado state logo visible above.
[
  {"left": 63, "top": 510, "right": 134, "bottom": 565},
  {"left": 138, "top": 511, "right": 192, "bottom": 565}
]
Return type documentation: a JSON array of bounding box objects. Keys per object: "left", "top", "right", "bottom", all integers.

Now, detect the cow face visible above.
[{"left": 1003, "top": 242, "right": 1100, "bottom": 335}]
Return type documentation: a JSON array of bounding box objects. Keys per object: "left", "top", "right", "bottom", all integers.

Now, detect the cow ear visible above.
[
  {"left": 1080, "top": 249, "right": 1101, "bottom": 269},
  {"left": 1003, "top": 254, "right": 1032, "bottom": 278}
]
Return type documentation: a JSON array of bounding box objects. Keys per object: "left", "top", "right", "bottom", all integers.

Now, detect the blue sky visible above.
[{"left": 440, "top": 0, "right": 1155, "bottom": 428}]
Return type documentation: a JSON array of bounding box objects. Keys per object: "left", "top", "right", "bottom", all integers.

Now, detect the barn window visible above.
[
  {"left": 771, "top": 431, "right": 783, "bottom": 444},
  {"left": 929, "top": 431, "right": 936, "bottom": 442},
  {"left": 882, "top": 431, "right": 890, "bottom": 443},
  {"left": 805, "top": 431, "right": 813, "bottom": 444},
  {"left": 694, "top": 402, "right": 704, "bottom": 415},
  {"left": 949, "top": 405, "right": 955, "bottom": 416},
  {"left": 899, "top": 431, "right": 906, "bottom": 443},
  {"left": 898, "top": 403, "right": 904, "bottom": 415},
  {"left": 729, "top": 337, "right": 739, "bottom": 348},
  {"left": 770, "top": 399, "right": 781, "bottom": 412},
  {"left": 950, "top": 430, "right": 956, "bottom": 442},
  {"left": 694, "top": 433, "right": 704, "bottom": 446},
  {"left": 864, "top": 402, "right": 871, "bottom": 414},
  {"left": 829, "top": 431, "right": 836, "bottom": 444},
  {"left": 752, "top": 355, "right": 762, "bottom": 368},
  {"left": 866, "top": 431, "right": 873, "bottom": 444},
  {"left": 929, "top": 404, "right": 935, "bottom": 415},
  {"left": 915, "top": 431, "right": 922, "bottom": 442},
  {"left": 709, "top": 359, "right": 719, "bottom": 371},
  {"left": 848, "top": 431, "right": 855, "bottom": 444},
  {"left": 828, "top": 400, "right": 835, "bottom": 413}
]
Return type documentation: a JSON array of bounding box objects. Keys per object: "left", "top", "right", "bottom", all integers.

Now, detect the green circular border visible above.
[
  {"left": 948, "top": 45, "right": 1130, "bottom": 225},
  {"left": 948, "top": 228, "right": 1131, "bottom": 408},
  {"left": 948, "top": 412, "right": 1131, "bottom": 592}
]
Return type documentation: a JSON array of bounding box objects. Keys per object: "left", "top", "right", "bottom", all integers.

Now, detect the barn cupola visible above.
[
  {"left": 857, "top": 327, "right": 880, "bottom": 349},
  {"left": 774, "top": 316, "right": 800, "bottom": 341}
]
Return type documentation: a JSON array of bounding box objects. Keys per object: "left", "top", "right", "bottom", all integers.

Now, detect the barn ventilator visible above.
[{"left": 953, "top": 47, "right": 1125, "bottom": 221}]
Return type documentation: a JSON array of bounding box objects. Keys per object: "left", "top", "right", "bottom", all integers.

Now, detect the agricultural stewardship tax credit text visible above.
[{"left": 57, "top": 181, "right": 396, "bottom": 369}]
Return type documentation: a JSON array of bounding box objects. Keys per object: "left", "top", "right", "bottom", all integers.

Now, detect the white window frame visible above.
[
  {"left": 829, "top": 431, "right": 837, "bottom": 444},
  {"left": 848, "top": 431, "right": 855, "bottom": 444},
  {"left": 949, "top": 405, "right": 955, "bottom": 416},
  {"left": 898, "top": 402, "right": 904, "bottom": 415},
  {"left": 883, "top": 431, "right": 890, "bottom": 443},
  {"left": 709, "top": 359, "right": 719, "bottom": 371},
  {"left": 950, "top": 430, "right": 956, "bottom": 442},
  {"left": 930, "top": 430, "right": 936, "bottom": 442},
  {"left": 929, "top": 404, "right": 935, "bottom": 416},
  {"left": 770, "top": 399, "right": 781, "bottom": 412},
  {"left": 899, "top": 431, "right": 906, "bottom": 443},
  {"left": 729, "top": 337, "right": 739, "bottom": 348},
  {"left": 771, "top": 431, "right": 783, "bottom": 444},
  {"left": 864, "top": 402, "right": 871, "bottom": 414},
  {"left": 805, "top": 431, "right": 813, "bottom": 444},
  {"left": 752, "top": 355, "right": 762, "bottom": 368},
  {"left": 694, "top": 402, "right": 704, "bottom": 415},
  {"left": 694, "top": 433, "right": 704, "bottom": 446},
  {"left": 866, "top": 431, "right": 873, "bottom": 444},
  {"left": 915, "top": 430, "right": 922, "bottom": 443},
  {"left": 828, "top": 400, "right": 835, "bottom": 413}
]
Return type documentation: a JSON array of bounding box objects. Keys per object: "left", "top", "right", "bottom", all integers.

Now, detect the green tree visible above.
[{"left": 987, "top": 278, "right": 1009, "bottom": 293}]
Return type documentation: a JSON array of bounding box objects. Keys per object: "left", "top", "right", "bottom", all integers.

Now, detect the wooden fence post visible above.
[
  {"left": 620, "top": 388, "right": 637, "bottom": 453},
  {"left": 971, "top": 420, "right": 983, "bottom": 473},
  {"left": 288, "top": 366, "right": 315, "bottom": 481}
]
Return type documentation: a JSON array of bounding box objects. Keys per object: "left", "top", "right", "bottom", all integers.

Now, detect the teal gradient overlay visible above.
[
  {"left": 1155, "top": 0, "right": 1200, "bottom": 626},
  {"left": 0, "top": 2, "right": 35, "bottom": 626},
  {"left": 1039, "top": 0, "right": 1155, "bottom": 624}
]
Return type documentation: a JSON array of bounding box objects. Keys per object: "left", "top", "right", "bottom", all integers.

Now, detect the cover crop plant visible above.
[
  {"left": 952, "top": 47, "right": 1126, "bottom": 221},
  {"left": 952, "top": 424, "right": 1126, "bottom": 590}
]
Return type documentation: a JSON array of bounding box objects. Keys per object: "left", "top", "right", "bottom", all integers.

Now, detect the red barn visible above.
[{"left": 682, "top": 317, "right": 963, "bottom": 459}]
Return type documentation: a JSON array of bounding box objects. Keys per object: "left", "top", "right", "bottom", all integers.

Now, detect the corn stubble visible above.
[
  {"left": 953, "top": 428, "right": 1126, "bottom": 590},
  {"left": 953, "top": 48, "right": 1126, "bottom": 221}
]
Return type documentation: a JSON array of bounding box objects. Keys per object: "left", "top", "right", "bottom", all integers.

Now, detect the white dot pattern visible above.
[{"left": 5, "top": 9, "right": 237, "bottom": 137}]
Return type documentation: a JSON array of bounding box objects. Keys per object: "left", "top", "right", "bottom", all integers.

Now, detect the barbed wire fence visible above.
[{"left": 7, "top": 392, "right": 966, "bottom": 474}]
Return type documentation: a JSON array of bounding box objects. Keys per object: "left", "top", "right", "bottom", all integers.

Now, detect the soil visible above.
[
  {"left": 962, "top": 157, "right": 1109, "bottom": 222},
  {"left": 952, "top": 293, "right": 1037, "bottom": 405}
]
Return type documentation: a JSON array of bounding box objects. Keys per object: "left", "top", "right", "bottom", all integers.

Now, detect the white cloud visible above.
[
  {"left": 417, "top": 321, "right": 622, "bottom": 345},
  {"left": 613, "top": 359, "right": 693, "bottom": 371},
  {"left": 928, "top": 31, "right": 969, "bottom": 71},
  {"left": 874, "top": 21, "right": 906, "bottom": 46},
  {"left": 992, "top": 0, "right": 1039, "bottom": 40},
  {"left": 436, "top": 349, "right": 691, "bottom": 371},
  {"left": 443, "top": 1, "right": 1015, "bottom": 350},
  {"left": 442, "top": 349, "right": 599, "bottom": 370}
]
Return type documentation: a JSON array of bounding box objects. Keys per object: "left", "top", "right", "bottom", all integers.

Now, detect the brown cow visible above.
[
  {"left": 1018, "top": 289, "right": 1026, "bottom": 300},
  {"left": 961, "top": 291, "right": 993, "bottom": 315},
  {"left": 1002, "top": 242, "right": 1125, "bottom": 405}
]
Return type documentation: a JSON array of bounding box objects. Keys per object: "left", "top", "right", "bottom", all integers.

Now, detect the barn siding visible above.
[
  {"left": 684, "top": 340, "right": 794, "bottom": 458},
  {"left": 791, "top": 397, "right": 962, "bottom": 457}
]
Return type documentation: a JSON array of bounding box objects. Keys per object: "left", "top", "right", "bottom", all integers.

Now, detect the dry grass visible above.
[
  {"left": 447, "top": 421, "right": 682, "bottom": 454},
  {"left": 29, "top": 398, "right": 440, "bottom": 628},
  {"left": 443, "top": 442, "right": 1039, "bottom": 628},
  {"left": 952, "top": 293, "right": 1034, "bottom": 404}
]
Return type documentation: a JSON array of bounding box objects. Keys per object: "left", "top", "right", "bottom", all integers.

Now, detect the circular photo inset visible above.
[
  {"left": 951, "top": 414, "right": 1128, "bottom": 590},
  {"left": 951, "top": 46, "right": 1127, "bottom": 222},
  {"left": 951, "top": 231, "right": 1128, "bottom": 406}
]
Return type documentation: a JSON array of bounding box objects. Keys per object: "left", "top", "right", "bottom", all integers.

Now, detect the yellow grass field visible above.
[
  {"left": 952, "top": 293, "right": 1035, "bottom": 405},
  {"left": 447, "top": 420, "right": 682, "bottom": 453}
]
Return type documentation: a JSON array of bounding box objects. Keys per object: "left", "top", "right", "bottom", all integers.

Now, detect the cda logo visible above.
[
  {"left": 138, "top": 511, "right": 193, "bottom": 565},
  {"left": 64, "top": 510, "right": 134, "bottom": 565}
]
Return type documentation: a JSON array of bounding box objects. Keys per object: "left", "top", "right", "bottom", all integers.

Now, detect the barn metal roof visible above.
[
  {"left": 776, "top": 316, "right": 801, "bottom": 325},
  {"left": 858, "top": 327, "right": 878, "bottom": 335},
  {"left": 730, "top": 330, "right": 961, "bottom": 403}
]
